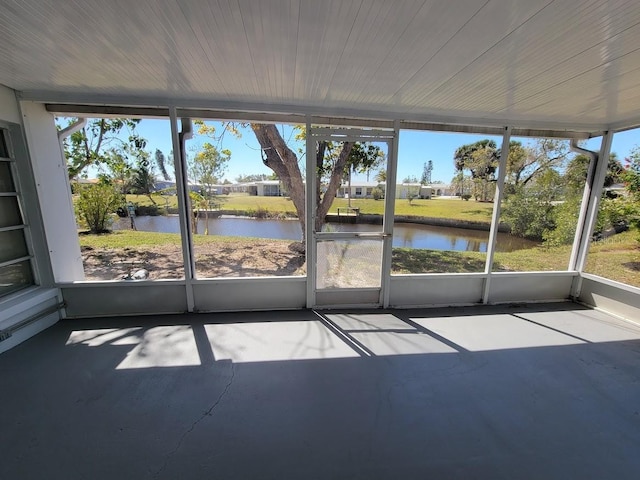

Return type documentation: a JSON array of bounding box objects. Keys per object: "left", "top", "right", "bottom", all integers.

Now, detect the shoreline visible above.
[{"left": 158, "top": 210, "right": 506, "bottom": 233}]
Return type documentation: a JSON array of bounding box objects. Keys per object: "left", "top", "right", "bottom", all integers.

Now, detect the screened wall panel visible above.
[
  {"left": 493, "top": 136, "right": 594, "bottom": 272},
  {"left": 393, "top": 130, "right": 502, "bottom": 275},
  {"left": 583, "top": 129, "right": 640, "bottom": 288}
]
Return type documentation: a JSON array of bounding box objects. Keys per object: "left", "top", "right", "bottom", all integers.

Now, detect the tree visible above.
[
  {"left": 236, "top": 173, "right": 270, "bottom": 182},
  {"left": 189, "top": 142, "right": 230, "bottom": 193},
  {"left": 61, "top": 118, "right": 146, "bottom": 179},
  {"left": 618, "top": 148, "right": 640, "bottom": 232},
  {"left": 420, "top": 160, "right": 433, "bottom": 185},
  {"left": 402, "top": 175, "right": 418, "bottom": 183},
  {"left": 375, "top": 169, "right": 387, "bottom": 183},
  {"left": 130, "top": 151, "right": 157, "bottom": 204},
  {"left": 187, "top": 122, "right": 378, "bottom": 237},
  {"left": 347, "top": 143, "right": 385, "bottom": 182},
  {"left": 622, "top": 149, "right": 640, "bottom": 199},
  {"left": 188, "top": 142, "right": 231, "bottom": 233},
  {"left": 561, "top": 152, "right": 630, "bottom": 238},
  {"left": 407, "top": 187, "right": 419, "bottom": 205},
  {"left": 505, "top": 139, "right": 570, "bottom": 188},
  {"left": 469, "top": 145, "right": 499, "bottom": 201},
  {"left": 75, "top": 183, "right": 121, "bottom": 233},
  {"left": 250, "top": 124, "right": 383, "bottom": 236},
  {"left": 343, "top": 142, "right": 385, "bottom": 207},
  {"left": 450, "top": 171, "right": 472, "bottom": 198},
  {"left": 501, "top": 169, "right": 563, "bottom": 240},
  {"left": 155, "top": 149, "right": 171, "bottom": 181},
  {"left": 453, "top": 140, "right": 499, "bottom": 201},
  {"left": 249, "top": 125, "right": 309, "bottom": 232},
  {"left": 454, "top": 140, "right": 497, "bottom": 174},
  {"left": 101, "top": 148, "right": 133, "bottom": 194}
]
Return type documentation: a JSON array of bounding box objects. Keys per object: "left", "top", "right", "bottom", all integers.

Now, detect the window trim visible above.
[{"left": 0, "top": 126, "right": 37, "bottom": 299}]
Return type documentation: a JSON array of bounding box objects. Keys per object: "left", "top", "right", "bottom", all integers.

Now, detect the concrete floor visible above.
[{"left": 1, "top": 302, "right": 640, "bottom": 479}]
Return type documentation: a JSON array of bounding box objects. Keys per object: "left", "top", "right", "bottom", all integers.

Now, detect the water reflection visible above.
[{"left": 113, "top": 215, "right": 537, "bottom": 253}]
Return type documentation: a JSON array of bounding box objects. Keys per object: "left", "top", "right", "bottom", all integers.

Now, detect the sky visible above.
[{"left": 77, "top": 118, "right": 640, "bottom": 184}]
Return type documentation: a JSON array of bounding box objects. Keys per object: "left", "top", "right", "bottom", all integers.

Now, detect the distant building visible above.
[
  {"left": 157, "top": 179, "right": 453, "bottom": 199},
  {"left": 337, "top": 181, "right": 379, "bottom": 199},
  {"left": 153, "top": 180, "right": 224, "bottom": 195},
  {"left": 255, "top": 180, "right": 287, "bottom": 196},
  {"left": 337, "top": 182, "right": 436, "bottom": 199},
  {"left": 428, "top": 184, "right": 454, "bottom": 196}
]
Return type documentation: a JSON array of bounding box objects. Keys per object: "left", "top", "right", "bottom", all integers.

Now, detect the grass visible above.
[
  {"left": 393, "top": 230, "right": 640, "bottom": 288},
  {"left": 585, "top": 230, "right": 640, "bottom": 286},
  {"left": 392, "top": 249, "right": 487, "bottom": 273},
  {"left": 391, "top": 245, "right": 576, "bottom": 274},
  {"left": 124, "top": 193, "right": 495, "bottom": 224},
  {"left": 493, "top": 245, "right": 576, "bottom": 272},
  {"left": 78, "top": 216, "right": 639, "bottom": 288},
  {"left": 78, "top": 229, "right": 293, "bottom": 249},
  {"left": 125, "top": 193, "right": 179, "bottom": 210},
  {"left": 78, "top": 230, "right": 182, "bottom": 248},
  {"left": 330, "top": 197, "right": 494, "bottom": 222}
]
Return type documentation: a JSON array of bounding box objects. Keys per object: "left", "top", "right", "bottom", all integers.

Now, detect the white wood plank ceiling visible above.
[{"left": 1, "top": 0, "right": 640, "bottom": 131}]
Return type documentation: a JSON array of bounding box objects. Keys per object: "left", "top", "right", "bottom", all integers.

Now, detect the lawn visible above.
[
  {"left": 78, "top": 229, "right": 288, "bottom": 248},
  {"left": 330, "top": 197, "right": 494, "bottom": 222},
  {"left": 125, "top": 193, "right": 495, "bottom": 224},
  {"left": 585, "top": 231, "right": 640, "bottom": 286},
  {"left": 393, "top": 230, "right": 639, "bottom": 288}
]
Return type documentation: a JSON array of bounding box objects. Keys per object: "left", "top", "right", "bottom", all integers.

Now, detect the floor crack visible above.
[{"left": 153, "top": 363, "right": 235, "bottom": 479}]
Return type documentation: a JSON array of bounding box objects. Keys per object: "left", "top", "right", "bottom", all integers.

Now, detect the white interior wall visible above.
[
  {"left": 61, "top": 283, "right": 188, "bottom": 318},
  {"left": 488, "top": 273, "right": 576, "bottom": 304},
  {"left": 19, "top": 102, "right": 84, "bottom": 282},
  {"left": 0, "top": 86, "right": 61, "bottom": 353},
  {"left": 389, "top": 275, "right": 485, "bottom": 308},
  {"left": 0, "top": 86, "right": 21, "bottom": 124},
  {"left": 578, "top": 275, "right": 640, "bottom": 324},
  {"left": 0, "top": 289, "right": 60, "bottom": 354}
]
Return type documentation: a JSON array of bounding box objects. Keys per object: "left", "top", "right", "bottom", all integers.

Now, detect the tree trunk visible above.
[
  {"left": 347, "top": 166, "right": 352, "bottom": 208},
  {"left": 315, "top": 141, "right": 352, "bottom": 232},
  {"left": 250, "top": 124, "right": 353, "bottom": 239},
  {"left": 251, "top": 125, "right": 306, "bottom": 238}
]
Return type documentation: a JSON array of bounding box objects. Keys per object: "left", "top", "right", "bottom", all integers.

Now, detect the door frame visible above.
[{"left": 305, "top": 124, "right": 399, "bottom": 308}]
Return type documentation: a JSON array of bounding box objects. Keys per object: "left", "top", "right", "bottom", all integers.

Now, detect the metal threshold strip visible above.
[{"left": 0, "top": 302, "right": 64, "bottom": 343}]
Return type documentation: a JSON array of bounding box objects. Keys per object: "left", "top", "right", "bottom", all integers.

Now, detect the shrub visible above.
[
  {"left": 135, "top": 204, "right": 159, "bottom": 216},
  {"left": 75, "top": 184, "right": 122, "bottom": 233},
  {"left": 501, "top": 190, "right": 555, "bottom": 240},
  {"left": 372, "top": 187, "right": 384, "bottom": 200},
  {"left": 597, "top": 196, "right": 639, "bottom": 234},
  {"left": 543, "top": 198, "right": 580, "bottom": 246},
  {"left": 461, "top": 194, "right": 472, "bottom": 201},
  {"left": 251, "top": 206, "right": 269, "bottom": 218}
]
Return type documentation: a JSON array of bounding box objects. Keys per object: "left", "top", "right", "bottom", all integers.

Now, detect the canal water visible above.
[{"left": 113, "top": 215, "right": 537, "bottom": 253}]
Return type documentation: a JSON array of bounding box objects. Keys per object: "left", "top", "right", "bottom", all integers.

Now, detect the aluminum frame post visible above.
[
  {"left": 169, "top": 106, "right": 195, "bottom": 312},
  {"left": 482, "top": 126, "right": 511, "bottom": 304},
  {"left": 570, "top": 131, "right": 613, "bottom": 298},
  {"left": 305, "top": 116, "right": 316, "bottom": 308}
]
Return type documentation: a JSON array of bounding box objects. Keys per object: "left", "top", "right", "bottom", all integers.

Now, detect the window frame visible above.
[{"left": 0, "top": 127, "right": 37, "bottom": 298}]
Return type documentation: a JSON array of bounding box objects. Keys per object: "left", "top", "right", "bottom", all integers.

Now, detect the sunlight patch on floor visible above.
[
  {"left": 66, "top": 326, "right": 202, "bottom": 369},
  {"left": 411, "top": 314, "right": 586, "bottom": 352},
  {"left": 205, "top": 320, "right": 359, "bottom": 363}
]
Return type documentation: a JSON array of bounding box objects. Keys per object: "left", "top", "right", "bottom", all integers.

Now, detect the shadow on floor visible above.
[{"left": 2, "top": 302, "right": 640, "bottom": 479}]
